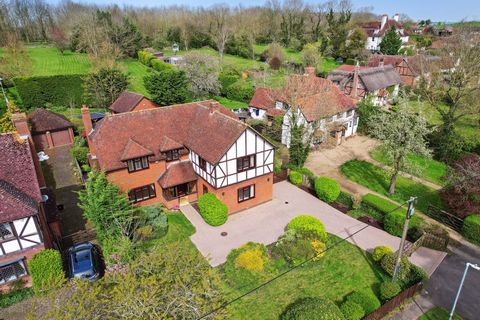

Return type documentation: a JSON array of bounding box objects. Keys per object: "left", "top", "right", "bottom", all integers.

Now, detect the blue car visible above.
[{"left": 67, "top": 242, "right": 102, "bottom": 280}]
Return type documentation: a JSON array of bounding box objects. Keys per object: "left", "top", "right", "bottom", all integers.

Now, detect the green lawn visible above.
[
  {"left": 341, "top": 160, "right": 443, "bottom": 213},
  {"left": 225, "top": 234, "right": 388, "bottom": 319},
  {"left": 214, "top": 96, "right": 248, "bottom": 110},
  {"left": 370, "top": 146, "right": 448, "bottom": 186},
  {"left": 418, "top": 307, "right": 462, "bottom": 320}
]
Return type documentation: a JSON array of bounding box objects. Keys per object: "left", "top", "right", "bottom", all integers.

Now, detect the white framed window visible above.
[{"left": 0, "top": 259, "right": 27, "bottom": 285}]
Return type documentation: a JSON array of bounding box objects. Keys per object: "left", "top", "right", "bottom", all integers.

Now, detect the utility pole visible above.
[
  {"left": 392, "top": 197, "right": 417, "bottom": 282},
  {"left": 449, "top": 262, "right": 480, "bottom": 320}
]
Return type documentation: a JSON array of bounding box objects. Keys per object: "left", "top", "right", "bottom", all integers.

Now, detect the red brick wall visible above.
[{"left": 132, "top": 98, "right": 158, "bottom": 112}]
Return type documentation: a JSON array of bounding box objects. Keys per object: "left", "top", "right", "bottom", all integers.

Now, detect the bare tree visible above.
[{"left": 209, "top": 4, "right": 231, "bottom": 59}]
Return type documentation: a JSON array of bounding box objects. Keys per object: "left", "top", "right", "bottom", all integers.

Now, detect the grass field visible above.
[
  {"left": 418, "top": 307, "right": 463, "bottom": 320},
  {"left": 341, "top": 160, "right": 443, "bottom": 213},
  {"left": 370, "top": 146, "right": 448, "bottom": 186},
  {"left": 213, "top": 96, "right": 248, "bottom": 110}
]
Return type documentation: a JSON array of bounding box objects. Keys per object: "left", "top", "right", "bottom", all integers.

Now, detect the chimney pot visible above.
[{"left": 305, "top": 66, "right": 315, "bottom": 76}]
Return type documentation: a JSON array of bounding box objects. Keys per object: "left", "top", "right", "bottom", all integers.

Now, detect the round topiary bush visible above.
[
  {"left": 462, "top": 214, "right": 480, "bottom": 245},
  {"left": 28, "top": 249, "right": 65, "bottom": 295},
  {"left": 345, "top": 290, "right": 381, "bottom": 315},
  {"left": 372, "top": 245, "right": 393, "bottom": 262},
  {"left": 289, "top": 171, "right": 303, "bottom": 186},
  {"left": 384, "top": 211, "right": 422, "bottom": 237},
  {"left": 197, "top": 193, "right": 228, "bottom": 226},
  {"left": 287, "top": 215, "right": 327, "bottom": 242},
  {"left": 380, "top": 252, "right": 411, "bottom": 281},
  {"left": 314, "top": 176, "right": 341, "bottom": 203},
  {"left": 280, "top": 297, "right": 344, "bottom": 320},
  {"left": 379, "top": 281, "right": 401, "bottom": 302},
  {"left": 340, "top": 300, "right": 365, "bottom": 320}
]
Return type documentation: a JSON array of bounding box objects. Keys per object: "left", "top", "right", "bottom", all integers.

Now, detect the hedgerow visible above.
[
  {"left": 462, "top": 214, "right": 480, "bottom": 245},
  {"left": 345, "top": 290, "right": 381, "bottom": 315},
  {"left": 288, "top": 171, "right": 303, "bottom": 186}
]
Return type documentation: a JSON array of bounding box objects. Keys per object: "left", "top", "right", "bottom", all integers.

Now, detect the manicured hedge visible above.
[
  {"left": 28, "top": 249, "right": 65, "bottom": 295},
  {"left": 137, "top": 50, "right": 156, "bottom": 66},
  {"left": 340, "top": 300, "right": 365, "bottom": 320},
  {"left": 345, "top": 290, "right": 381, "bottom": 315},
  {"left": 380, "top": 252, "right": 411, "bottom": 281},
  {"left": 287, "top": 215, "right": 327, "bottom": 242},
  {"left": 288, "top": 171, "right": 303, "bottom": 186},
  {"left": 280, "top": 297, "right": 345, "bottom": 320},
  {"left": 372, "top": 245, "right": 393, "bottom": 262},
  {"left": 13, "top": 75, "right": 86, "bottom": 109},
  {"left": 379, "top": 281, "right": 401, "bottom": 302},
  {"left": 151, "top": 59, "right": 173, "bottom": 72},
  {"left": 361, "top": 193, "right": 407, "bottom": 216},
  {"left": 314, "top": 176, "right": 341, "bottom": 203},
  {"left": 462, "top": 214, "right": 480, "bottom": 245},
  {"left": 384, "top": 210, "right": 423, "bottom": 237},
  {"left": 197, "top": 193, "right": 228, "bottom": 226}
]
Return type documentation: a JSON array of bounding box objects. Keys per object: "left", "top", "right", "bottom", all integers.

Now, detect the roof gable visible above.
[
  {"left": 28, "top": 108, "right": 73, "bottom": 133},
  {"left": 109, "top": 92, "right": 146, "bottom": 113},
  {"left": 120, "top": 138, "right": 154, "bottom": 161},
  {"left": 159, "top": 136, "right": 184, "bottom": 152}
]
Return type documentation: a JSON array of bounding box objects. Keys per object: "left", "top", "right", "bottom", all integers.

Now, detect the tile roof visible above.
[
  {"left": 0, "top": 133, "right": 41, "bottom": 223},
  {"left": 159, "top": 136, "right": 183, "bottom": 152},
  {"left": 328, "top": 65, "right": 402, "bottom": 92},
  {"left": 367, "top": 55, "right": 405, "bottom": 68},
  {"left": 363, "top": 19, "right": 408, "bottom": 37},
  {"left": 120, "top": 138, "right": 154, "bottom": 161},
  {"left": 157, "top": 161, "right": 197, "bottom": 188},
  {"left": 90, "top": 100, "right": 247, "bottom": 171},
  {"left": 249, "top": 87, "right": 276, "bottom": 110},
  {"left": 335, "top": 65, "right": 370, "bottom": 72},
  {"left": 28, "top": 108, "right": 73, "bottom": 133},
  {"left": 109, "top": 91, "right": 147, "bottom": 113}
]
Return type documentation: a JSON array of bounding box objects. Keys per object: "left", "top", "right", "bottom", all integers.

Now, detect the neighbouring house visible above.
[
  {"left": 248, "top": 87, "right": 287, "bottom": 120},
  {"left": 28, "top": 108, "right": 74, "bottom": 151},
  {"left": 0, "top": 114, "right": 58, "bottom": 290},
  {"left": 109, "top": 91, "right": 159, "bottom": 114},
  {"left": 81, "top": 100, "right": 275, "bottom": 214},
  {"left": 328, "top": 64, "right": 402, "bottom": 106},
  {"left": 367, "top": 55, "right": 422, "bottom": 86},
  {"left": 362, "top": 14, "right": 410, "bottom": 52}
]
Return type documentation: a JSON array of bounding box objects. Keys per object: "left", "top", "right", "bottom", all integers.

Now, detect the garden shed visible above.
[{"left": 28, "top": 108, "right": 74, "bottom": 150}]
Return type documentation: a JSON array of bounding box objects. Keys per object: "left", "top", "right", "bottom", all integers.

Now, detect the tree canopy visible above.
[
  {"left": 379, "top": 26, "right": 402, "bottom": 55},
  {"left": 144, "top": 69, "right": 190, "bottom": 106}
]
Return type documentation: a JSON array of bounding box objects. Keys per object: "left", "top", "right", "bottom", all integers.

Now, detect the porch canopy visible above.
[{"left": 158, "top": 161, "right": 197, "bottom": 189}]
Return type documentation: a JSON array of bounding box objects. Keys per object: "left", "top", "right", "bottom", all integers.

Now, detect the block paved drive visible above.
[{"left": 182, "top": 181, "right": 446, "bottom": 270}]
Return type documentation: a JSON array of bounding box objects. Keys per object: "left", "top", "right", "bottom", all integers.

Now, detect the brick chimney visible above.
[
  {"left": 352, "top": 61, "right": 360, "bottom": 99},
  {"left": 81, "top": 104, "right": 93, "bottom": 136},
  {"left": 11, "top": 112, "right": 46, "bottom": 188},
  {"left": 209, "top": 101, "right": 221, "bottom": 114},
  {"left": 305, "top": 65, "right": 315, "bottom": 76},
  {"left": 380, "top": 14, "right": 388, "bottom": 30}
]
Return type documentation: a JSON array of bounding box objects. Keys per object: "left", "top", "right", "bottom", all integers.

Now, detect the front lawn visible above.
[
  {"left": 418, "top": 307, "right": 463, "bottom": 320},
  {"left": 341, "top": 160, "right": 443, "bottom": 213},
  {"left": 370, "top": 146, "right": 448, "bottom": 186},
  {"left": 224, "top": 234, "right": 388, "bottom": 319}
]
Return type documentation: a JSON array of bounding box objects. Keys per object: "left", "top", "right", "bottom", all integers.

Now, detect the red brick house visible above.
[
  {"left": 109, "top": 91, "right": 159, "bottom": 114},
  {"left": 28, "top": 108, "right": 74, "bottom": 150},
  {"left": 82, "top": 100, "right": 275, "bottom": 214},
  {"left": 0, "top": 114, "right": 55, "bottom": 290}
]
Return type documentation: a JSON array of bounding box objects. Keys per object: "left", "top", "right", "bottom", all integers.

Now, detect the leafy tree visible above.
[
  {"left": 144, "top": 69, "right": 190, "bottom": 106},
  {"left": 280, "top": 0, "right": 306, "bottom": 46},
  {"left": 111, "top": 17, "right": 143, "bottom": 58},
  {"left": 262, "top": 42, "right": 285, "bottom": 64},
  {"left": 326, "top": 2, "right": 351, "bottom": 59},
  {"left": 84, "top": 67, "right": 129, "bottom": 108},
  {"left": 225, "top": 33, "right": 254, "bottom": 59},
  {"left": 0, "top": 101, "right": 20, "bottom": 133},
  {"left": 289, "top": 111, "right": 311, "bottom": 167},
  {"left": 179, "top": 52, "right": 220, "bottom": 98},
  {"left": 301, "top": 43, "right": 320, "bottom": 67},
  {"left": 368, "top": 105, "right": 431, "bottom": 194},
  {"left": 346, "top": 27, "right": 367, "bottom": 60},
  {"left": 379, "top": 26, "right": 402, "bottom": 55},
  {"left": 356, "top": 97, "right": 379, "bottom": 134},
  {"left": 0, "top": 34, "right": 32, "bottom": 79}
]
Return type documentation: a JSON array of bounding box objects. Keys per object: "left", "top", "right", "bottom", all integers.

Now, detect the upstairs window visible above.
[
  {"left": 164, "top": 149, "right": 180, "bottom": 161},
  {"left": 237, "top": 155, "right": 256, "bottom": 172},
  {"left": 0, "top": 223, "right": 14, "bottom": 241},
  {"left": 127, "top": 157, "right": 149, "bottom": 172},
  {"left": 199, "top": 157, "right": 207, "bottom": 171}
]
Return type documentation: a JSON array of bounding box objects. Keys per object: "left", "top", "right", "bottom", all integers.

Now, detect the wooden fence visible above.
[
  {"left": 426, "top": 204, "right": 463, "bottom": 232},
  {"left": 363, "top": 283, "right": 423, "bottom": 320}
]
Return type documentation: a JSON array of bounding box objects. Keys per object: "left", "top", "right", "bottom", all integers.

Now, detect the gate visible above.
[{"left": 425, "top": 204, "right": 463, "bottom": 232}]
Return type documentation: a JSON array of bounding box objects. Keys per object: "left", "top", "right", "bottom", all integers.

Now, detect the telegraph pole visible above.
[
  {"left": 393, "top": 197, "right": 417, "bottom": 282},
  {"left": 449, "top": 262, "right": 480, "bottom": 320}
]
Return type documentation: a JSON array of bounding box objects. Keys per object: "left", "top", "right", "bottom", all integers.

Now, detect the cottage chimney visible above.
[
  {"left": 81, "top": 104, "right": 93, "bottom": 136},
  {"left": 379, "top": 57, "right": 384, "bottom": 67},
  {"left": 381, "top": 14, "right": 388, "bottom": 29},
  {"left": 209, "top": 101, "right": 220, "bottom": 114},
  {"left": 352, "top": 61, "right": 360, "bottom": 99},
  {"left": 11, "top": 112, "right": 46, "bottom": 187},
  {"left": 305, "top": 65, "right": 315, "bottom": 76},
  {"left": 393, "top": 13, "right": 400, "bottom": 22}
]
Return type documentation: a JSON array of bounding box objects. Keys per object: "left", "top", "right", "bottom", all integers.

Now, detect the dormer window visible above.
[
  {"left": 127, "top": 156, "right": 149, "bottom": 172},
  {"left": 164, "top": 149, "right": 180, "bottom": 161}
]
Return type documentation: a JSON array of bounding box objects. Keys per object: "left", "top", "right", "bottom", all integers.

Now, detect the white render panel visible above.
[
  {"left": 257, "top": 166, "right": 264, "bottom": 176},
  {"left": 256, "top": 136, "right": 264, "bottom": 153},
  {"left": 2, "top": 240, "right": 21, "bottom": 253},
  {"left": 236, "top": 132, "right": 246, "bottom": 157},
  {"left": 228, "top": 174, "right": 237, "bottom": 185},
  {"left": 266, "top": 150, "right": 274, "bottom": 164},
  {"left": 247, "top": 169, "right": 256, "bottom": 179},
  {"left": 238, "top": 171, "right": 246, "bottom": 182},
  {"left": 217, "top": 162, "right": 227, "bottom": 178},
  {"left": 246, "top": 129, "right": 256, "bottom": 155},
  {"left": 226, "top": 145, "right": 236, "bottom": 160},
  {"left": 227, "top": 159, "right": 236, "bottom": 175}
]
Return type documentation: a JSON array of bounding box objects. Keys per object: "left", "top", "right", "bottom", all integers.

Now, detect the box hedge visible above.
[
  {"left": 287, "top": 215, "right": 327, "bottom": 242},
  {"left": 462, "top": 214, "right": 480, "bottom": 245},
  {"left": 28, "top": 249, "right": 65, "bottom": 295},
  {"left": 379, "top": 281, "right": 401, "bottom": 302},
  {"left": 384, "top": 210, "right": 423, "bottom": 237},
  {"left": 380, "top": 252, "right": 411, "bottom": 281},
  {"left": 13, "top": 75, "right": 86, "bottom": 109},
  {"left": 288, "top": 171, "right": 303, "bottom": 186},
  {"left": 197, "top": 193, "right": 228, "bottom": 226},
  {"left": 361, "top": 193, "right": 407, "bottom": 216},
  {"left": 280, "top": 297, "right": 345, "bottom": 320},
  {"left": 345, "top": 290, "right": 381, "bottom": 315},
  {"left": 340, "top": 300, "right": 365, "bottom": 320},
  {"left": 137, "top": 50, "right": 156, "bottom": 67},
  {"left": 314, "top": 176, "right": 341, "bottom": 203}
]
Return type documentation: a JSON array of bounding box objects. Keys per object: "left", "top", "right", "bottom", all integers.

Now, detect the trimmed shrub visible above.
[
  {"left": 379, "top": 281, "right": 401, "bottom": 302},
  {"left": 289, "top": 171, "right": 303, "bottom": 186},
  {"left": 14, "top": 75, "right": 86, "bottom": 109},
  {"left": 280, "top": 297, "right": 345, "bottom": 320},
  {"left": 28, "top": 249, "right": 65, "bottom": 295},
  {"left": 337, "top": 191, "right": 354, "bottom": 210},
  {"left": 340, "top": 300, "right": 365, "bottom": 320},
  {"left": 197, "top": 193, "right": 228, "bottom": 226},
  {"left": 384, "top": 210, "right": 423, "bottom": 237},
  {"left": 272, "top": 229, "right": 316, "bottom": 265},
  {"left": 361, "top": 194, "right": 407, "bottom": 216},
  {"left": 151, "top": 58, "right": 173, "bottom": 72},
  {"left": 381, "top": 252, "right": 411, "bottom": 281},
  {"left": 345, "top": 290, "right": 381, "bottom": 315},
  {"left": 314, "top": 176, "right": 341, "bottom": 203},
  {"left": 224, "top": 242, "right": 268, "bottom": 288},
  {"left": 137, "top": 50, "right": 156, "bottom": 66},
  {"left": 405, "top": 264, "right": 429, "bottom": 287},
  {"left": 311, "top": 239, "right": 327, "bottom": 260},
  {"left": 372, "top": 245, "right": 393, "bottom": 262},
  {"left": 287, "top": 215, "right": 327, "bottom": 242},
  {"left": 463, "top": 214, "right": 480, "bottom": 245},
  {"left": 235, "top": 246, "right": 268, "bottom": 272},
  {"left": 140, "top": 205, "right": 169, "bottom": 238}
]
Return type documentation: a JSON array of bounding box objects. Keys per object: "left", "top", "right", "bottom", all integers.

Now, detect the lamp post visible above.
[
  {"left": 449, "top": 262, "right": 480, "bottom": 320},
  {"left": 0, "top": 77, "right": 8, "bottom": 104},
  {"left": 393, "top": 197, "right": 417, "bottom": 282}
]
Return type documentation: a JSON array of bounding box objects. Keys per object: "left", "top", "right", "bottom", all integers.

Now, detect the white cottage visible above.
[{"left": 362, "top": 14, "right": 410, "bottom": 52}]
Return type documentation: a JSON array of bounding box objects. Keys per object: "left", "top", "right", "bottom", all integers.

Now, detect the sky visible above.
[{"left": 46, "top": 0, "right": 479, "bottom": 22}]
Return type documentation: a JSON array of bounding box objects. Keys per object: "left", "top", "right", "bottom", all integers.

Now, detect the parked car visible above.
[{"left": 67, "top": 242, "right": 102, "bottom": 280}]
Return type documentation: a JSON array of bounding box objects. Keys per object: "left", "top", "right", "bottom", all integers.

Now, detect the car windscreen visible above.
[{"left": 72, "top": 249, "right": 93, "bottom": 273}]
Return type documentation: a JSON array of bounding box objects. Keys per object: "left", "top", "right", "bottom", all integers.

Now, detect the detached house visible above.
[
  {"left": 328, "top": 64, "right": 402, "bottom": 106},
  {"left": 109, "top": 91, "right": 159, "bottom": 114},
  {"left": 82, "top": 100, "right": 275, "bottom": 214},
  {"left": 362, "top": 14, "right": 409, "bottom": 52},
  {"left": 0, "top": 114, "right": 55, "bottom": 289}
]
